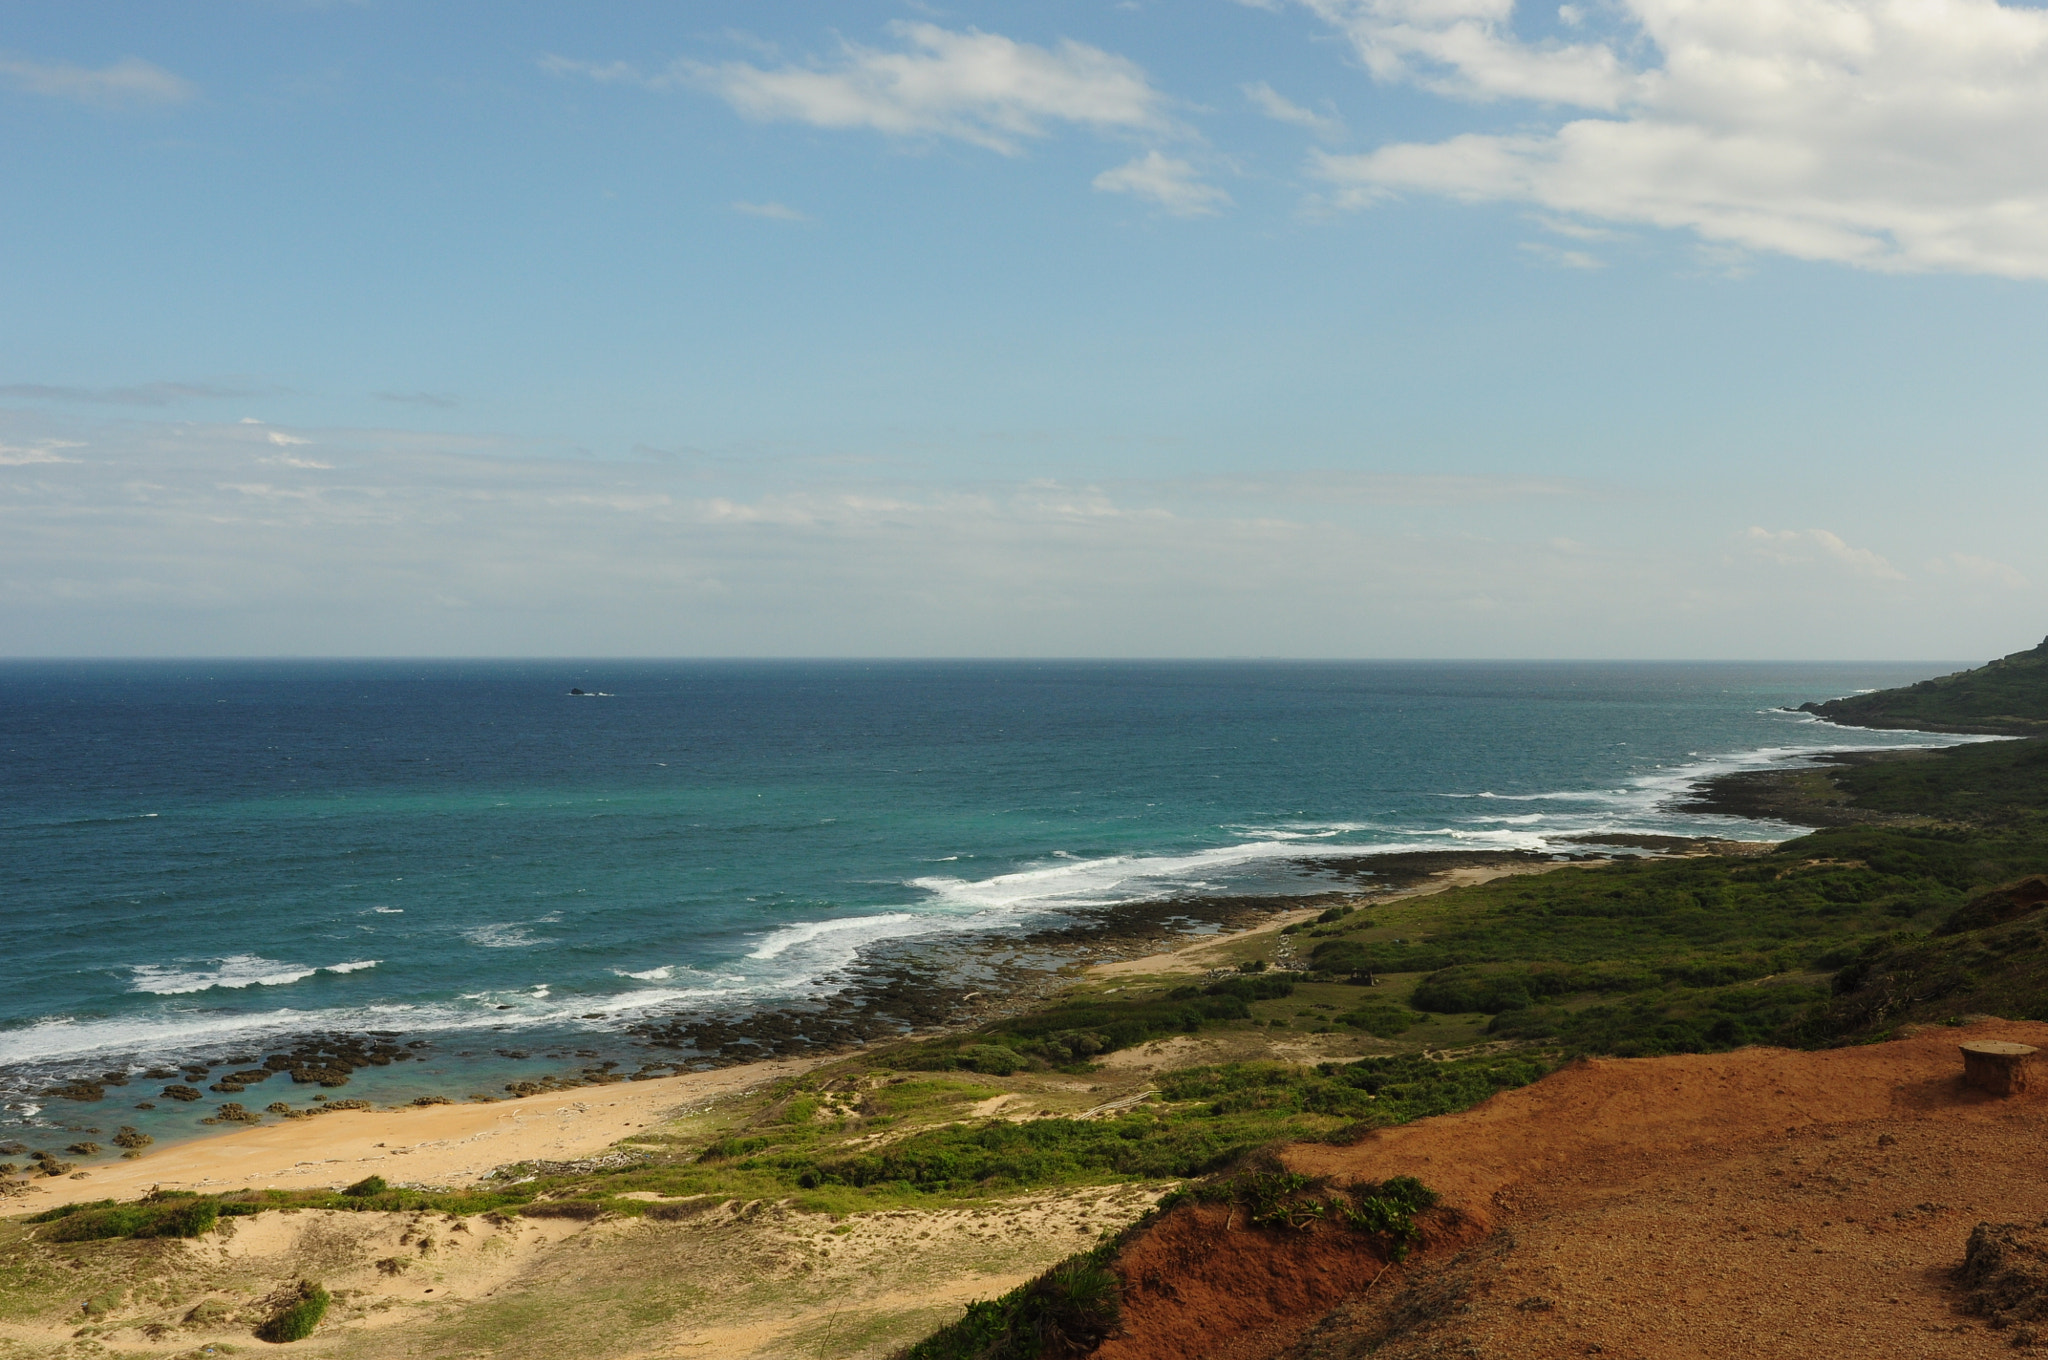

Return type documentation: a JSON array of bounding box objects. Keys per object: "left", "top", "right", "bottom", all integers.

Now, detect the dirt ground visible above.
[{"left": 1097, "top": 1020, "right": 2048, "bottom": 1360}]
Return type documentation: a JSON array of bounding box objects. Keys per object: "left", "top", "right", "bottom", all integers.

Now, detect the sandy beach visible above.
[{"left": 15, "top": 1055, "right": 829, "bottom": 1212}]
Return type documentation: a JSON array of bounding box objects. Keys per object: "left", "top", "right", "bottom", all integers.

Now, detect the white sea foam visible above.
[
  {"left": 463, "top": 923, "right": 555, "bottom": 948},
  {"left": 128, "top": 956, "right": 380, "bottom": 995},
  {"left": 620, "top": 966, "right": 673, "bottom": 980},
  {"left": 747, "top": 913, "right": 919, "bottom": 961},
  {"left": 372, "top": 907, "right": 403, "bottom": 914}
]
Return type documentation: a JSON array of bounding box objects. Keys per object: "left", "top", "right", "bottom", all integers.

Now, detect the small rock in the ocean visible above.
[
  {"left": 40, "top": 1081, "right": 106, "bottom": 1103},
  {"left": 161, "top": 1085, "right": 203, "bottom": 1102}
]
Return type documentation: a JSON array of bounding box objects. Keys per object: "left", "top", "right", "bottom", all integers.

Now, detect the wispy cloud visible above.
[
  {"left": 0, "top": 381, "right": 254, "bottom": 406},
  {"left": 548, "top": 22, "right": 1177, "bottom": 157},
  {"left": 1931, "top": 552, "right": 2030, "bottom": 590},
  {"left": 1093, "top": 151, "right": 1231, "bottom": 217},
  {"left": 733, "top": 200, "right": 810, "bottom": 222},
  {"left": 1242, "top": 81, "right": 1341, "bottom": 138},
  {"left": 0, "top": 54, "right": 196, "bottom": 109},
  {"left": 0, "top": 440, "right": 83, "bottom": 466},
  {"left": 0, "top": 413, "right": 2026, "bottom": 657},
  {"left": 1744, "top": 527, "right": 1905, "bottom": 580},
  {"left": 1519, "top": 241, "right": 1602, "bottom": 270}
]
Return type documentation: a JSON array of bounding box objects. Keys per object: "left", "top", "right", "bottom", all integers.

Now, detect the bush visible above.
[
  {"left": 256, "top": 1281, "right": 329, "bottom": 1343},
  {"left": 343, "top": 1175, "right": 388, "bottom": 1197},
  {"left": 1334, "top": 1002, "right": 1421, "bottom": 1038},
  {"left": 897, "top": 1247, "right": 1122, "bottom": 1359},
  {"left": 956, "top": 1045, "right": 1027, "bottom": 1076},
  {"left": 36, "top": 1196, "right": 220, "bottom": 1242},
  {"left": 1202, "top": 974, "right": 1295, "bottom": 1003}
]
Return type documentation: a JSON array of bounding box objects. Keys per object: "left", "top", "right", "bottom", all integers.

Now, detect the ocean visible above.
[{"left": 0, "top": 658, "right": 1974, "bottom": 1145}]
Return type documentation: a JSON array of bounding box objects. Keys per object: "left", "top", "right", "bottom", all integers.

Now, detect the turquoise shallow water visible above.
[{"left": 0, "top": 659, "right": 1974, "bottom": 1143}]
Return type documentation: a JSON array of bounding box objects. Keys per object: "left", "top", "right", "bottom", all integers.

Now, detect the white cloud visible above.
[
  {"left": 0, "top": 55, "right": 196, "bottom": 108},
  {"left": 1518, "top": 240, "right": 1602, "bottom": 269},
  {"left": 1932, "top": 552, "right": 2030, "bottom": 590},
  {"left": 265, "top": 430, "right": 311, "bottom": 447},
  {"left": 558, "top": 22, "right": 1176, "bottom": 156},
  {"left": 1297, "top": 0, "right": 2048, "bottom": 278},
  {"left": 1093, "top": 152, "right": 1232, "bottom": 216},
  {"left": 0, "top": 440, "right": 83, "bottom": 466},
  {"left": 1243, "top": 81, "right": 1343, "bottom": 137},
  {"left": 1744, "top": 527, "right": 1905, "bottom": 580},
  {"left": 733, "top": 200, "right": 810, "bottom": 222}
]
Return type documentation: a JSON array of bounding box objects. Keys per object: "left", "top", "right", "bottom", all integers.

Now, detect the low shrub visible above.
[
  {"left": 956, "top": 1045, "right": 1027, "bottom": 1076},
  {"left": 897, "top": 1245, "right": 1122, "bottom": 1359},
  {"left": 34, "top": 1196, "right": 220, "bottom": 1242},
  {"left": 256, "top": 1281, "right": 329, "bottom": 1343}
]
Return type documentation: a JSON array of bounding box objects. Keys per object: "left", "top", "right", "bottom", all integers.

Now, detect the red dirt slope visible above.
[{"left": 1097, "top": 1021, "right": 2048, "bottom": 1360}]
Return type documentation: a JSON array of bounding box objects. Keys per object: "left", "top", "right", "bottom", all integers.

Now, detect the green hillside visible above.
[{"left": 1800, "top": 635, "right": 2048, "bottom": 733}]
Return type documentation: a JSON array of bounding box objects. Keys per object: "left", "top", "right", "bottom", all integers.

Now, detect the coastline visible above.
[
  {"left": 10, "top": 843, "right": 1752, "bottom": 1214},
  {"left": 12, "top": 1055, "right": 829, "bottom": 1213}
]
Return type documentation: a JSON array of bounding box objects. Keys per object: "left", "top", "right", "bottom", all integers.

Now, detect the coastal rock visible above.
[
  {"left": 289, "top": 1066, "right": 352, "bottom": 1087},
  {"left": 40, "top": 1081, "right": 106, "bottom": 1102},
  {"left": 161, "top": 1085, "right": 202, "bottom": 1102}
]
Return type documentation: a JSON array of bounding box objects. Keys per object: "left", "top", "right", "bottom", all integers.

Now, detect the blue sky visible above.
[{"left": 3, "top": 0, "right": 2046, "bottom": 657}]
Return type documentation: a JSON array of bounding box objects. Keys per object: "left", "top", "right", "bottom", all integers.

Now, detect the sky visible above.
[{"left": 3, "top": 0, "right": 2047, "bottom": 659}]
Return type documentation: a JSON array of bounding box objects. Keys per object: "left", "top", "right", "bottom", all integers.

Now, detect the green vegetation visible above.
[
  {"left": 896, "top": 1241, "right": 1124, "bottom": 1360},
  {"left": 1826, "top": 736, "right": 2048, "bottom": 822},
  {"left": 894, "top": 975, "right": 1298, "bottom": 1074},
  {"left": 1158, "top": 1053, "right": 1552, "bottom": 1130},
  {"left": 255, "top": 1281, "right": 329, "bottom": 1343},
  {"left": 30, "top": 1193, "right": 230, "bottom": 1242},
  {"left": 1800, "top": 637, "right": 2048, "bottom": 734}
]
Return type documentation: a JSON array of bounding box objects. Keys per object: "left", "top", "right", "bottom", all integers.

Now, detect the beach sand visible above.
[{"left": 15, "top": 1055, "right": 829, "bottom": 1212}]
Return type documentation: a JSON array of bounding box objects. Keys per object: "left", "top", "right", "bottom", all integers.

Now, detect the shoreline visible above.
[
  {"left": 10, "top": 1055, "right": 831, "bottom": 1212},
  {"left": 8, "top": 841, "right": 1762, "bottom": 1214}
]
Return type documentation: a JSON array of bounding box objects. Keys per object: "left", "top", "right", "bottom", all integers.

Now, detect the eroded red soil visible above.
[{"left": 1097, "top": 1021, "right": 2048, "bottom": 1360}]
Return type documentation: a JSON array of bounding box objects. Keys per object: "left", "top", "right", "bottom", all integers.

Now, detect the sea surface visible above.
[{"left": 0, "top": 659, "right": 1979, "bottom": 1143}]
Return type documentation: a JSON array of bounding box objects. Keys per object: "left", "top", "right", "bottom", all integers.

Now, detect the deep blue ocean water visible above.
[{"left": 0, "top": 659, "right": 1978, "bottom": 1142}]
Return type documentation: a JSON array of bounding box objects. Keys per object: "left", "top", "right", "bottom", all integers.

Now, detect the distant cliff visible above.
[{"left": 1800, "top": 636, "right": 2048, "bottom": 735}]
